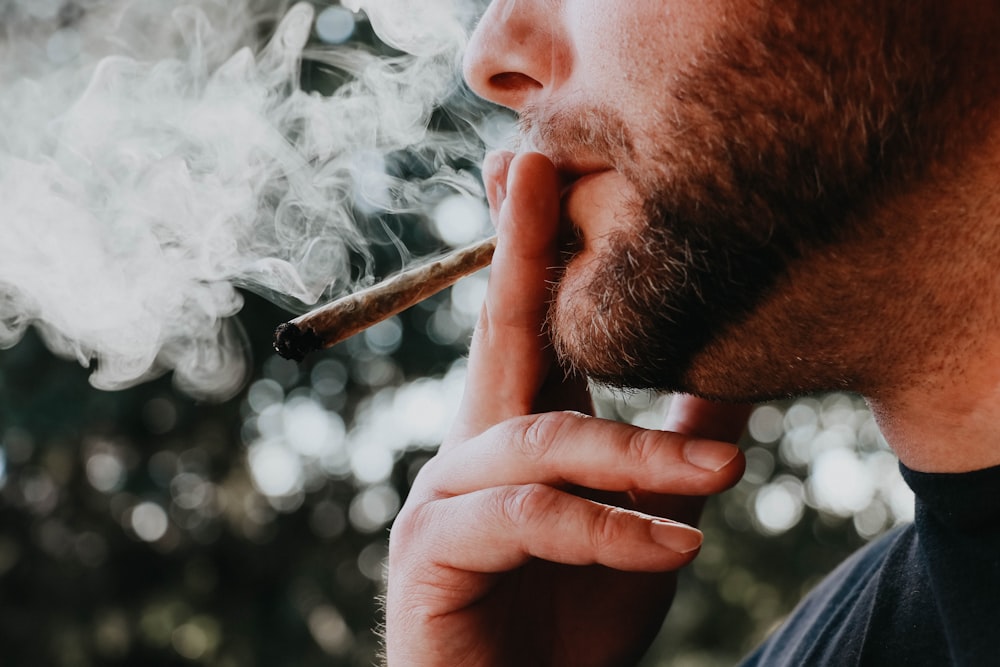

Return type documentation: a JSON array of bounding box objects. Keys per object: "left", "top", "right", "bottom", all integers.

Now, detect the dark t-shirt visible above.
[{"left": 737, "top": 462, "right": 1000, "bottom": 667}]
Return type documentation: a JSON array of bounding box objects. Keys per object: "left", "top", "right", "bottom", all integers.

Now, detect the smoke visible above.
[{"left": 0, "top": 0, "right": 495, "bottom": 400}]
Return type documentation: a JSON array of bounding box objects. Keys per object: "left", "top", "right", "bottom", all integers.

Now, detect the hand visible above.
[{"left": 384, "top": 151, "right": 749, "bottom": 667}]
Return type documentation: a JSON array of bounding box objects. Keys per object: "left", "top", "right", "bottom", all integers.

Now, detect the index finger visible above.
[
  {"left": 453, "top": 151, "right": 562, "bottom": 435},
  {"left": 664, "top": 395, "right": 751, "bottom": 443}
]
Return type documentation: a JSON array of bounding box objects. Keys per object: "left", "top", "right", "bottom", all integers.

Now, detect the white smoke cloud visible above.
[{"left": 0, "top": 0, "right": 490, "bottom": 400}]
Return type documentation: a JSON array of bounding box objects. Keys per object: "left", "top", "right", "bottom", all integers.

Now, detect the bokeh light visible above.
[
  {"left": 314, "top": 6, "right": 357, "bottom": 44},
  {"left": 86, "top": 451, "right": 127, "bottom": 493},
  {"left": 432, "top": 194, "right": 490, "bottom": 246},
  {"left": 308, "top": 604, "right": 353, "bottom": 655},
  {"left": 753, "top": 477, "right": 805, "bottom": 535},
  {"left": 130, "top": 501, "right": 170, "bottom": 543},
  {"left": 248, "top": 440, "right": 305, "bottom": 499},
  {"left": 747, "top": 405, "right": 784, "bottom": 443}
]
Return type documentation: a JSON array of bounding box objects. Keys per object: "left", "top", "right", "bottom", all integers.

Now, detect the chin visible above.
[
  {"left": 547, "top": 242, "right": 841, "bottom": 402},
  {"left": 547, "top": 230, "right": 737, "bottom": 394},
  {"left": 547, "top": 274, "right": 694, "bottom": 393}
]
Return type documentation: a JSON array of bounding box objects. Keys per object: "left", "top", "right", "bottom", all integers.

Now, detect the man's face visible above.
[{"left": 464, "top": 0, "right": 953, "bottom": 399}]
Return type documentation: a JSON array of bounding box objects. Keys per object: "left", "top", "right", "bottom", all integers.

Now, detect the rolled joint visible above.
[{"left": 272, "top": 235, "right": 498, "bottom": 361}]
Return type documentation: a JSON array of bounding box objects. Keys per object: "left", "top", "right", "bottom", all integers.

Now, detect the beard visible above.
[{"left": 532, "top": 1, "right": 958, "bottom": 399}]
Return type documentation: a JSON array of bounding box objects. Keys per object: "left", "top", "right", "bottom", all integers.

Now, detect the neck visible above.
[
  {"left": 869, "top": 345, "right": 1000, "bottom": 473},
  {"left": 865, "top": 111, "right": 1000, "bottom": 473}
]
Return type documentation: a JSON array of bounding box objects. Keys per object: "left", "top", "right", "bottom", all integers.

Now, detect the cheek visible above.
[
  {"left": 563, "top": 4, "right": 670, "bottom": 84},
  {"left": 593, "top": 1, "right": 769, "bottom": 98}
]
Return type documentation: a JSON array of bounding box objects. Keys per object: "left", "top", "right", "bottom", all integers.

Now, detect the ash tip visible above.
[{"left": 273, "top": 322, "right": 321, "bottom": 362}]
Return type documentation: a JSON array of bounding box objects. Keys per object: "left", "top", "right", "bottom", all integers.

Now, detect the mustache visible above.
[{"left": 516, "top": 102, "right": 636, "bottom": 170}]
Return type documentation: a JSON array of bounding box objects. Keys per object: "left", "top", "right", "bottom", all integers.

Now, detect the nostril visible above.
[{"left": 489, "top": 71, "right": 544, "bottom": 93}]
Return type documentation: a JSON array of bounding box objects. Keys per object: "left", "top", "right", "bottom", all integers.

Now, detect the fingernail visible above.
[
  {"left": 649, "top": 521, "right": 703, "bottom": 554},
  {"left": 683, "top": 439, "right": 739, "bottom": 472}
]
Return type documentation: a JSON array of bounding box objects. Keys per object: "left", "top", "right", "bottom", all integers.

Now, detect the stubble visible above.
[{"left": 533, "top": 1, "right": 957, "bottom": 400}]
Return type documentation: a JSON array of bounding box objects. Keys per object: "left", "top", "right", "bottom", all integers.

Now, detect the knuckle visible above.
[
  {"left": 497, "top": 483, "right": 556, "bottom": 528},
  {"left": 388, "top": 490, "right": 444, "bottom": 553},
  {"left": 586, "top": 505, "right": 629, "bottom": 551},
  {"left": 516, "top": 411, "right": 586, "bottom": 462},
  {"left": 404, "top": 453, "right": 448, "bottom": 497},
  {"left": 407, "top": 454, "right": 437, "bottom": 488},
  {"left": 388, "top": 503, "right": 425, "bottom": 553},
  {"left": 625, "top": 427, "right": 664, "bottom": 469}
]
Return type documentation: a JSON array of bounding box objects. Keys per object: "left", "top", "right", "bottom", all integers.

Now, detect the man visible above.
[{"left": 385, "top": 1, "right": 1000, "bottom": 665}]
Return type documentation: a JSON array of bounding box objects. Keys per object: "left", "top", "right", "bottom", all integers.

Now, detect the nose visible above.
[{"left": 462, "top": 0, "right": 566, "bottom": 111}]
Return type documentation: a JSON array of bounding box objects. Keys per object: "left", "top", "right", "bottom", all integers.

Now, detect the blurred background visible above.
[{"left": 0, "top": 1, "right": 914, "bottom": 665}]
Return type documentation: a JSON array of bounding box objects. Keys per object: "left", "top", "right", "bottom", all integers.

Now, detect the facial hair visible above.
[{"left": 535, "top": 1, "right": 956, "bottom": 399}]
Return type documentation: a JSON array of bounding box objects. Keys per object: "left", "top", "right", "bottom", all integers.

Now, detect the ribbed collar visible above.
[{"left": 900, "top": 461, "right": 1000, "bottom": 533}]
